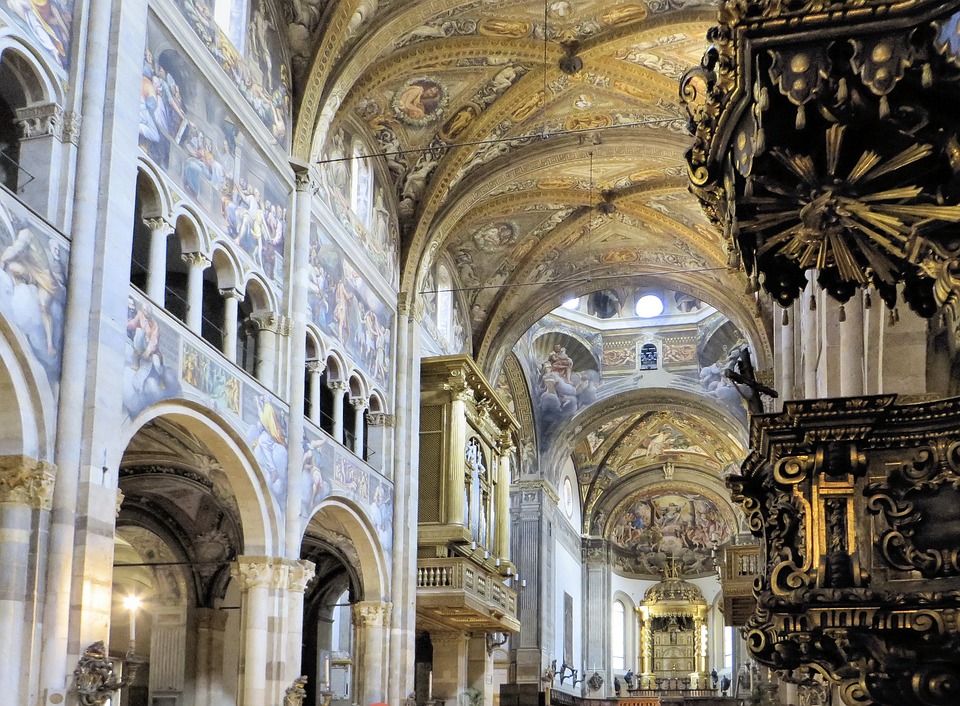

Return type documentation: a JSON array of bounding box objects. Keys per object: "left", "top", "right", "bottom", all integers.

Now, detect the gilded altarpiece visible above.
[{"left": 636, "top": 575, "right": 709, "bottom": 689}]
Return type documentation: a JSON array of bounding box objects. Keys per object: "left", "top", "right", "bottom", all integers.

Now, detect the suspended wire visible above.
[
  {"left": 542, "top": 0, "right": 549, "bottom": 140},
  {"left": 418, "top": 265, "right": 731, "bottom": 295},
  {"left": 313, "top": 117, "right": 681, "bottom": 165}
]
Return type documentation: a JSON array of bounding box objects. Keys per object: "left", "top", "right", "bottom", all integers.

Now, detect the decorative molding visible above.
[
  {"left": 305, "top": 359, "right": 326, "bottom": 375},
  {"left": 0, "top": 455, "right": 55, "bottom": 510},
  {"left": 15, "top": 102, "right": 63, "bottom": 141},
  {"left": 143, "top": 217, "right": 173, "bottom": 234},
  {"left": 349, "top": 397, "right": 369, "bottom": 411}
]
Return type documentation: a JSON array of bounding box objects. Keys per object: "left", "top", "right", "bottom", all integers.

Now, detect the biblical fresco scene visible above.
[
  {"left": 0, "top": 0, "right": 73, "bottom": 69},
  {"left": 0, "top": 188, "right": 69, "bottom": 387},
  {"left": 308, "top": 224, "right": 394, "bottom": 390},
  {"left": 606, "top": 489, "right": 733, "bottom": 577},
  {"left": 140, "top": 16, "right": 288, "bottom": 285},
  {"left": 172, "top": 0, "right": 290, "bottom": 146}
]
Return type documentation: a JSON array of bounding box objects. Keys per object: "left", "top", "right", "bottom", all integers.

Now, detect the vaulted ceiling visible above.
[{"left": 285, "top": 0, "right": 769, "bottom": 560}]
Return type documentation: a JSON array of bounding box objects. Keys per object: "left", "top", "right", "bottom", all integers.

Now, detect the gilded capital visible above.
[{"left": 0, "top": 455, "right": 55, "bottom": 510}]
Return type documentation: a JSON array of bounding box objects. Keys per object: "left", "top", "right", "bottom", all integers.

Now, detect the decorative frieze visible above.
[
  {"left": 0, "top": 455, "right": 56, "bottom": 510},
  {"left": 63, "top": 110, "right": 82, "bottom": 145}
]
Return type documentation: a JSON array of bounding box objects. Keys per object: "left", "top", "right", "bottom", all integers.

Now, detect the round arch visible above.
[
  {"left": 136, "top": 162, "right": 172, "bottom": 220},
  {"left": 302, "top": 497, "right": 390, "bottom": 601},
  {"left": 0, "top": 30, "right": 65, "bottom": 106},
  {"left": 117, "top": 401, "right": 281, "bottom": 555},
  {"left": 0, "top": 308, "right": 55, "bottom": 459}
]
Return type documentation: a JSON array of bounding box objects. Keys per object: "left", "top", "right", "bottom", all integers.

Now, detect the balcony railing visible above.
[{"left": 416, "top": 556, "right": 518, "bottom": 629}]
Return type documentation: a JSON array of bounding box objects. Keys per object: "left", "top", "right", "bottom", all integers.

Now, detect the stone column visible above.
[
  {"left": 350, "top": 398, "right": 367, "bottom": 457},
  {"left": 143, "top": 217, "right": 172, "bottom": 305},
  {"left": 446, "top": 388, "right": 470, "bottom": 527},
  {"left": 13, "top": 102, "right": 65, "bottom": 217},
  {"left": 283, "top": 562, "right": 316, "bottom": 692},
  {"left": 467, "top": 635, "right": 493, "bottom": 703},
  {"left": 431, "top": 631, "right": 468, "bottom": 703},
  {"left": 221, "top": 288, "right": 243, "bottom": 363},
  {"left": 352, "top": 601, "right": 392, "bottom": 705},
  {"left": 495, "top": 434, "right": 514, "bottom": 559},
  {"left": 182, "top": 252, "right": 210, "bottom": 335},
  {"left": 512, "top": 485, "right": 552, "bottom": 684},
  {"left": 365, "top": 413, "right": 393, "bottom": 477},
  {"left": 801, "top": 274, "right": 818, "bottom": 398},
  {"left": 232, "top": 557, "right": 275, "bottom": 706},
  {"left": 840, "top": 296, "right": 865, "bottom": 397},
  {"left": 249, "top": 313, "right": 283, "bottom": 389},
  {"left": 638, "top": 608, "right": 653, "bottom": 686},
  {"left": 193, "top": 608, "right": 228, "bottom": 706},
  {"left": 581, "top": 539, "right": 611, "bottom": 696},
  {"left": 0, "top": 457, "right": 54, "bottom": 702},
  {"left": 329, "top": 381, "right": 348, "bottom": 444},
  {"left": 306, "top": 360, "right": 324, "bottom": 425}
]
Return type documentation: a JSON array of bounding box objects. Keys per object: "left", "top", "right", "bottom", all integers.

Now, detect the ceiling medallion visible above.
[
  {"left": 681, "top": 0, "right": 960, "bottom": 317},
  {"left": 728, "top": 395, "right": 960, "bottom": 706},
  {"left": 392, "top": 76, "right": 449, "bottom": 127}
]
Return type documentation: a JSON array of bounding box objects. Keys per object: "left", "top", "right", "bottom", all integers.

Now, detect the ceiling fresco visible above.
[{"left": 290, "top": 0, "right": 776, "bottom": 542}]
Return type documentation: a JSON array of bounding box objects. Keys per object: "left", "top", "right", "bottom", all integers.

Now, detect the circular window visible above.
[
  {"left": 635, "top": 294, "right": 664, "bottom": 318},
  {"left": 562, "top": 477, "right": 575, "bottom": 518}
]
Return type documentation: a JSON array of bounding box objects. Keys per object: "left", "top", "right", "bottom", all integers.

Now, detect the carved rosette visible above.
[
  {"left": 682, "top": 0, "right": 960, "bottom": 316},
  {"left": 0, "top": 456, "right": 56, "bottom": 510},
  {"left": 729, "top": 395, "right": 960, "bottom": 706}
]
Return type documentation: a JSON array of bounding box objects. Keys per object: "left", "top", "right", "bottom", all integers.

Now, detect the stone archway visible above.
[{"left": 301, "top": 499, "right": 390, "bottom": 706}]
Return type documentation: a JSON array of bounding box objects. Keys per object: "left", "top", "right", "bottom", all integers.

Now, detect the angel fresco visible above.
[{"left": 4, "top": 0, "right": 73, "bottom": 69}]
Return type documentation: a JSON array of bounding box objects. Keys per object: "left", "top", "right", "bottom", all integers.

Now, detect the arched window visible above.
[
  {"left": 350, "top": 140, "right": 372, "bottom": 224},
  {"left": 436, "top": 265, "right": 452, "bottom": 343},
  {"left": 640, "top": 343, "right": 658, "bottom": 370},
  {"left": 0, "top": 60, "right": 23, "bottom": 193},
  {"left": 612, "top": 600, "right": 626, "bottom": 670},
  {"left": 213, "top": 0, "right": 249, "bottom": 52}
]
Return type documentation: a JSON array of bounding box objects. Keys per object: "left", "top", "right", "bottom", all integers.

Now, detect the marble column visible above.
[
  {"left": 582, "top": 539, "right": 611, "bottom": 696},
  {"left": 329, "top": 381, "right": 348, "bottom": 444},
  {"left": 221, "top": 288, "right": 243, "bottom": 363},
  {"left": 431, "top": 630, "right": 468, "bottom": 702},
  {"left": 840, "top": 296, "right": 865, "bottom": 397},
  {"left": 364, "top": 412, "right": 393, "bottom": 477},
  {"left": 283, "top": 562, "right": 316, "bottom": 695},
  {"left": 13, "top": 101, "right": 65, "bottom": 217},
  {"left": 306, "top": 360, "right": 325, "bottom": 425},
  {"left": 143, "top": 217, "right": 172, "bottom": 304},
  {"left": 349, "top": 398, "right": 367, "bottom": 457},
  {"left": 512, "top": 485, "right": 552, "bottom": 683},
  {"left": 192, "top": 608, "right": 228, "bottom": 706},
  {"left": 182, "top": 252, "right": 211, "bottom": 335},
  {"left": 494, "top": 433, "right": 513, "bottom": 559},
  {"left": 232, "top": 557, "right": 275, "bottom": 706},
  {"left": 249, "top": 313, "right": 282, "bottom": 389},
  {"left": 0, "top": 457, "right": 54, "bottom": 702},
  {"left": 352, "top": 600, "right": 392, "bottom": 705}
]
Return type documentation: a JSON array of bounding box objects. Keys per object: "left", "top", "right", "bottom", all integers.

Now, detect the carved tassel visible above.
[
  {"left": 879, "top": 95, "right": 890, "bottom": 119},
  {"left": 839, "top": 303, "right": 846, "bottom": 322},
  {"left": 796, "top": 104, "right": 806, "bottom": 130},
  {"left": 923, "top": 63, "right": 933, "bottom": 88},
  {"left": 782, "top": 308, "right": 789, "bottom": 325},
  {"left": 810, "top": 292, "right": 817, "bottom": 311},
  {"left": 864, "top": 290, "right": 872, "bottom": 309}
]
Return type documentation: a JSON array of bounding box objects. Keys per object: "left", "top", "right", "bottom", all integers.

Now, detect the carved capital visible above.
[
  {"left": 429, "top": 630, "right": 463, "bottom": 648},
  {"left": 220, "top": 287, "right": 244, "bottom": 302},
  {"left": 15, "top": 102, "right": 63, "bottom": 141},
  {"left": 143, "top": 217, "right": 173, "bottom": 235},
  {"left": 288, "top": 560, "right": 316, "bottom": 592},
  {"left": 365, "top": 412, "right": 394, "bottom": 427},
  {"left": 351, "top": 600, "right": 391, "bottom": 627},
  {"left": 248, "top": 312, "right": 283, "bottom": 333},
  {"left": 305, "top": 359, "right": 326, "bottom": 375},
  {"left": 349, "top": 397, "right": 369, "bottom": 412},
  {"left": 181, "top": 252, "right": 211, "bottom": 270},
  {"left": 63, "top": 110, "right": 81, "bottom": 145},
  {"left": 231, "top": 556, "right": 278, "bottom": 590},
  {"left": 0, "top": 455, "right": 55, "bottom": 510},
  {"left": 328, "top": 380, "right": 349, "bottom": 394},
  {"left": 292, "top": 164, "right": 315, "bottom": 193}
]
